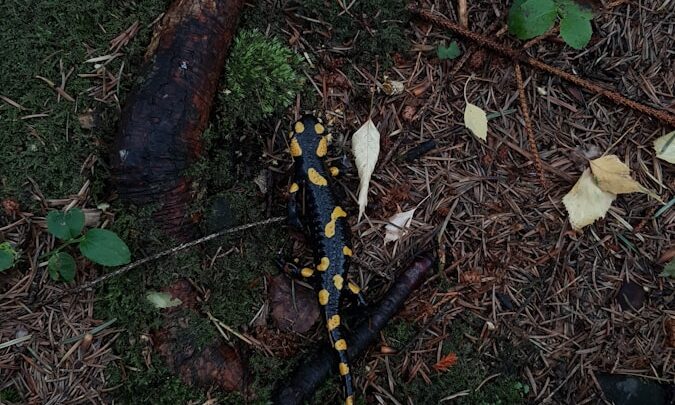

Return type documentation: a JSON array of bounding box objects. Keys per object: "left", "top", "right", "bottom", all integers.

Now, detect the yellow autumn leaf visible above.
[
  {"left": 464, "top": 103, "right": 487, "bottom": 141},
  {"left": 654, "top": 131, "right": 675, "bottom": 164},
  {"left": 589, "top": 155, "right": 646, "bottom": 194},
  {"left": 352, "top": 119, "right": 380, "bottom": 221},
  {"left": 562, "top": 168, "right": 616, "bottom": 231}
]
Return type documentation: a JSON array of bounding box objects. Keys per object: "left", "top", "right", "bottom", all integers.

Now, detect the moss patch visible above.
[
  {"left": 0, "top": 0, "right": 167, "bottom": 206},
  {"left": 396, "top": 317, "right": 530, "bottom": 405},
  {"left": 296, "top": 0, "right": 410, "bottom": 68}
]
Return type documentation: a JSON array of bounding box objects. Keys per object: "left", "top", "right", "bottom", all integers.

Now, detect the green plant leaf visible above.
[
  {"left": 47, "top": 208, "right": 85, "bottom": 240},
  {"left": 558, "top": 0, "right": 593, "bottom": 49},
  {"left": 79, "top": 229, "right": 131, "bottom": 266},
  {"left": 437, "top": 41, "right": 461, "bottom": 60},
  {"left": 48, "top": 252, "right": 76, "bottom": 282},
  {"left": 0, "top": 242, "right": 16, "bottom": 272},
  {"left": 508, "top": 0, "right": 557, "bottom": 40},
  {"left": 661, "top": 259, "right": 675, "bottom": 278}
]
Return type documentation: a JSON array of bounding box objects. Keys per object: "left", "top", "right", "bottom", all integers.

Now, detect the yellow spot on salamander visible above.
[
  {"left": 307, "top": 168, "right": 327, "bottom": 186},
  {"left": 318, "top": 289, "right": 329, "bottom": 305},
  {"left": 339, "top": 362, "right": 350, "bottom": 376},
  {"left": 348, "top": 282, "right": 361, "bottom": 294},
  {"left": 315, "top": 123, "right": 325, "bottom": 134},
  {"left": 301, "top": 267, "right": 314, "bottom": 277},
  {"left": 316, "top": 136, "right": 328, "bottom": 157},
  {"left": 329, "top": 166, "right": 340, "bottom": 177},
  {"left": 289, "top": 183, "right": 299, "bottom": 193},
  {"left": 334, "top": 339, "right": 347, "bottom": 351},
  {"left": 324, "top": 206, "right": 347, "bottom": 238},
  {"left": 317, "top": 257, "right": 329, "bottom": 272},
  {"left": 327, "top": 314, "right": 340, "bottom": 330},
  {"left": 345, "top": 396, "right": 354, "bottom": 405},
  {"left": 290, "top": 138, "right": 302, "bottom": 157},
  {"left": 333, "top": 274, "right": 344, "bottom": 290},
  {"left": 294, "top": 121, "right": 305, "bottom": 133},
  {"left": 342, "top": 246, "right": 353, "bottom": 256}
]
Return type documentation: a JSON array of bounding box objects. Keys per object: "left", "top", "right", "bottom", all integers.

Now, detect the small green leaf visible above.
[
  {"left": 661, "top": 259, "right": 675, "bottom": 278},
  {"left": 437, "top": 41, "right": 461, "bottom": 60},
  {"left": 48, "top": 252, "right": 77, "bottom": 282},
  {"left": 508, "top": 0, "right": 557, "bottom": 40},
  {"left": 79, "top": 229, "right": 131, "bottom": 266},
  {"left": 146, "top": 291, "right": 182, "bottom": 309},
  {"left": 0, "top": 242, "right": 16, "bottom": 272},
  {"left": 47, "top": 208, "right": 85, "bottom": 240},
  {"left": 558, "top": 0, "right": 593, "bottom": 49}
]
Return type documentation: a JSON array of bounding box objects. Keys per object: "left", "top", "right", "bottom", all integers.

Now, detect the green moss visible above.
[
  {"left": 394, "top": 317, "right": 530, "bottom": 405},
  {"left": 105, "top": 355, "right": 204, "bottom": 405},
  {"left": 0, "top": 387, "right": 21, "bottom": 403},
  {"left": 297, "top": 0, "right": 410, "bottom": 68},
  {"left": 219, "top": 30, "right": 303, "bottom": 126},
  {"left": 0, "top": 0, "right": 167, "bottom": 205},
  {"left": 383, "top": 319, "right": 417, "bottom": 349}
]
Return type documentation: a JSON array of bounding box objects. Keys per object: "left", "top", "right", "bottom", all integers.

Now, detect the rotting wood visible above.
[
  {"left": 408, "top": 6, "right": 675, "bottom": 128},
  {"left": 272, "top": 254, "right": 435, "bottom": 405},
  {"left": 111, "top": 0, "right": 246, "bottom": 239}
]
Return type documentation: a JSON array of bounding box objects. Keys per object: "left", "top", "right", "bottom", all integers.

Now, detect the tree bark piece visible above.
[
  {"left": 111, "top": 0, "right": 246, "bottom": 238},
  {"left": 272, "top": 254, "right": 435, "bottom": 405}
]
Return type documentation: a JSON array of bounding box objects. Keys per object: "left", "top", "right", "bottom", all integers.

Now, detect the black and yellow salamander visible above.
[{"left": 283, "top": 114, "right": 365, "bottom": 405}]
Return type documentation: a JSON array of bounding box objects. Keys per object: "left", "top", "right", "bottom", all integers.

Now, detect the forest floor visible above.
[{"left": 1, "top": 0, "right": 674, "bottom": 404}]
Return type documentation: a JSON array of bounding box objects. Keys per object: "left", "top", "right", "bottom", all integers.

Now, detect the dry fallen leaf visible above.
[
  {"left": 464, "top": 103, "right": 487, "bottom": 141},
  {"left": 352, "top": 119, "right": 380, "bottom": 221},
  {"left": 589, "top": 155, "right": 645, "bottom": 194},
  {"left": 562, "top": 168, "right": 616, "bottom": 231},
  {"left": 462, "top": 77, "right": 488, "bottom": 141},
  {"left": 146, "top": 291, "right": 182, "bottom": 309},
  {"left": 384, "top": 208, "right": 416, "bottom": 244},
  {"left": 654, "top": 131, "right": 675, "bottom": 164}
]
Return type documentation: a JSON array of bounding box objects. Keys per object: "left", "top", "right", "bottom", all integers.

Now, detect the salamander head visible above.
[{"left": 288, "top": 114, "right": 328, "bottom": 159}]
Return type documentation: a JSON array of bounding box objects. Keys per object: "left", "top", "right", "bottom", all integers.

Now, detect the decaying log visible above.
[
  {"left": 111, "top": 0, "right": 245, "bottom": 238},
  {"left": 272, "top": 254, "right": 435, "bottom": 405}
]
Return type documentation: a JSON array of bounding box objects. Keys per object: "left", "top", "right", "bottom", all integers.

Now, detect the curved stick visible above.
[{"left": 272, "top": 254, "right": 435, "bottom": 405}]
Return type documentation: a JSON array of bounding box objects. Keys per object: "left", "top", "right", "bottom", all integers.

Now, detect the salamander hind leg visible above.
[{"left": 344, "top": 280, "right": 367, "bottom": 307}]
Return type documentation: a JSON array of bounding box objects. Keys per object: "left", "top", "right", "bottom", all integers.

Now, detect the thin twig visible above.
[
  {"left": 408, "top": 6, "right": 675, "bottom": 127},
  {"left": 458, "top": 0, "right": 468, "bottom": 28},
  {"left": 514, "top": 63, "right": 548, "bottom": 186},
  {"left": 3, "top": 216, "right": 285, "bottom": 318}
]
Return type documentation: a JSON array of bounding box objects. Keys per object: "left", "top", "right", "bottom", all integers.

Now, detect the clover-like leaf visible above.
[
  {"left": 48, "top": 252, "right": 77, "bottom": 282},
  {"left": 47, "top": 208, "right": 85, "bottom": 240},
  {"left": 508, "top": 0, "right": 557, "bottom": 40},
  {"left": 79, "top": 229, "right": 131, "bottom": 266},
  {"left": 437, "top": 41, "right": 461, "bottom": 60},
  {"left": 559, "top": 0, "right": 593, "bottom": 49},
  {"left": 0, "top": 242, "right": 17, "bottom": 272}
]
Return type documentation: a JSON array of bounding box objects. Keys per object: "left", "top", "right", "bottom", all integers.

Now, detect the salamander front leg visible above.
[{"left": 275, "top": 255, "right": 316, "bottom": 281}]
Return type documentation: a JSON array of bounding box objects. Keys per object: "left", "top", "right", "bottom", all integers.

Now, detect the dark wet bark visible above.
[
  {"left": 272, "top": 254, "right": 435, "bottom": 405},
  {"left": 111, "top": 0, "right": 245, "bottom": 239}
]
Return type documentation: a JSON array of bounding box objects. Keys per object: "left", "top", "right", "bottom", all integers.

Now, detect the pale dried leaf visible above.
[
  {"left": 654, "top": 131, "right": 675, "bottom": 164},
  {"left": 562, "top": 168, "right": 616, "bottom": 231},
  {"left": 146, "top": 291, "right": 182, "bottom": 309},
  {"left": 464, "top": 103, "right": 487, "bottom": 141},
  {"left": 590, "top": 155, "right": 661, "bottom": 202},
  {"left": 352, "top": 119, "right": 380, "bottom": 221},
  {"left": 384, "top": 208, "right": 415, "bottom": 244}
]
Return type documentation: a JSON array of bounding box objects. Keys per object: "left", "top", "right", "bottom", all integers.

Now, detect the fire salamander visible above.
[{"left": 284, "top": 114, "right": 364, "bottom": 405}]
